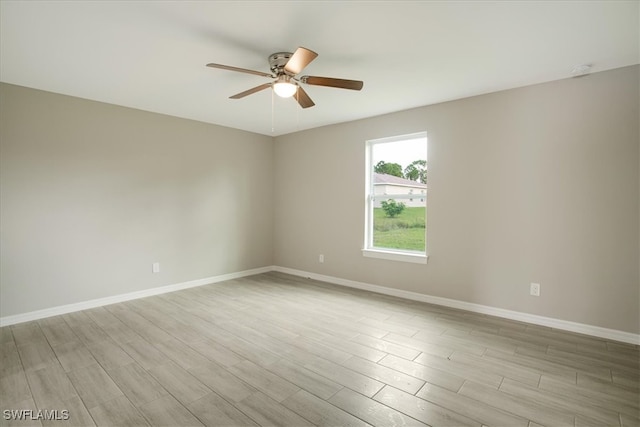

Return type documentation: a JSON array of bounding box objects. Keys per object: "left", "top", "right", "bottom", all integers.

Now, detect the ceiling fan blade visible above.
[
  {"left": 229, "top": 83, "right": 272, "bottom": 99},
  {"left": 206, "top": 63, "right": 274, "bottom": 78},
  {"left": 302, "top": 76, "right": 363, "bottom": 91},
  {"left": 294, "top": 86, "right": 315, "bottom": 109},
  {"left": 284, "top": 47, "right": 318, "bottom": 75}
]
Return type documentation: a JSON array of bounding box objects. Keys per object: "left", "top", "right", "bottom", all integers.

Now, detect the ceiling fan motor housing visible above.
[{"left": 269, "top": 52, "right": 293, "bottom": 75}]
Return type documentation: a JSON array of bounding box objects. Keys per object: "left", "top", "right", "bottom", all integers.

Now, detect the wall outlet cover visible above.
[{"left": 530, "top": 282, "right": 540, "bottom": 297}]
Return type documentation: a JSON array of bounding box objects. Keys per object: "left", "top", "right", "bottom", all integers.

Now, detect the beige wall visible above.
[
  {"left": 0, "top": 83, "right": 274, "bottom": 317},
  {"left": 2, "top": 66, "right": 638, "bottom": 335},
  {"left": 274, "top": 65, "right": 640, "bottom": 334}
]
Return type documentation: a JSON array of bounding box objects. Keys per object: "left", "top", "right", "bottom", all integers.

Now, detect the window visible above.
[{"left": 363, "top": 132, "right": 427, "bottom": 263}]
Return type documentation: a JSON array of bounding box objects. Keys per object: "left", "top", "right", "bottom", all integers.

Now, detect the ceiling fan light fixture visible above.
[{"left": 273, "top": 75, "right": 297, "bottom": 98}]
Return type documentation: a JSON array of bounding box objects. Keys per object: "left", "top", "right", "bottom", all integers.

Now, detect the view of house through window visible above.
[{"left": 365, "top": 133, "right": 427, "bottom": 258}]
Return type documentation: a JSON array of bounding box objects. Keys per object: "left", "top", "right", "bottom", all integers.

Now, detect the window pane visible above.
[
  {"left": 366, "top": 133, "right": 427, "bottom": 255},
  {"left": 373, "top": 198, "right": 426, "bottom": 252}
]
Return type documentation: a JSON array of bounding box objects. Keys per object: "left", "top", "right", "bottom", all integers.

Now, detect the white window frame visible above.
[{"left": 363, "top": 132, "right": 428, "bottom": 264}]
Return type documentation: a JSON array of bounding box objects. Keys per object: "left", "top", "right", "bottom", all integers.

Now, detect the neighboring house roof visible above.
[{"left": 374, "top": 173, "right": 426, "bottom": 188}]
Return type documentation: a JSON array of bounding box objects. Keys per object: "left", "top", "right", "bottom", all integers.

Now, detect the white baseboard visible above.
[
  {"left": 0, "top": 266, "right": 272, "bottom": 327},
  {"left": 3, "top": 264, "right": 638, "bottom": 345},
  {"left": 272, "top": 266, "right": 640, "bottom": 345}
]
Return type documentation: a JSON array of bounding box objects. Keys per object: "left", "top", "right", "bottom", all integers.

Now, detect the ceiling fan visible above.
[{"left": 206, "top": 47, "right": 363, "bottom": 109}]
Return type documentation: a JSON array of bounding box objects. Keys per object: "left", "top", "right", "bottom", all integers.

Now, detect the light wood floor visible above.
[{"left": 1, "top": 272, "right": 638, "bottom": 426}]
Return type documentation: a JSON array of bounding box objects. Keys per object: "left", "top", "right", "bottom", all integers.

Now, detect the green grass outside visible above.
[{"left": 373, "top": 206, "right": 426, "bottom": 251}]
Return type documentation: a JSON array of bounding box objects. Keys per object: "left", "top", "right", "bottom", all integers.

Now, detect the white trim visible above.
[
  {"left": 0, "top": 266, "right": 272, "bottom": 327},
  {"left": 4, "top": 264, "right": 638, "bottom": 345},
  {"left": 362, "top": 248, "right": 428, "bottom": 264},
  {"left": 367, "top": 132, "right": 428, "bottom": 145},
  {"left": 365, "top": 132, "right": 428, "bottom": 257},
  {"left": 272, "top": 266, "right": 640, "bottom": 345}
]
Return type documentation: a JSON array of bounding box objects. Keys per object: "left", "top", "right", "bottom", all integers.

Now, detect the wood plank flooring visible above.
[{"left": 1, "top": 272, "right": 638, "bottom": 426}]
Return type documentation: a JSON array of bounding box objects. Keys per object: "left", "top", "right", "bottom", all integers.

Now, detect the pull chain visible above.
[
  {"left": 271, "top": 87, "right": 275, "bottom": 134},
  {"left": 296, "top": 86, "right": 300, "bottom": 131}
]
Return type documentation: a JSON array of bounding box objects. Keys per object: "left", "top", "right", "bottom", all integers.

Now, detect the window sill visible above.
[{"left": 362, "top": 248, "right": 428, "bottom": 264}]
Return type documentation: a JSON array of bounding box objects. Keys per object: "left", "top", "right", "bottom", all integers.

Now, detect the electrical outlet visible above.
[
  {"left": 319, "top": 254, "right": 324, "bottom": 263},
  {"left": 530, "top": 282, "right": 540, "bottom": 297},
  {"left": 152, "top": 262, "right": 160, "bottom": 273}
]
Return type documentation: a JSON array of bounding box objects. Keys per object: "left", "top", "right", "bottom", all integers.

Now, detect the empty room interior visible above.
[{"left": 1, "top": 1, "right": 639, "bottom": 426}]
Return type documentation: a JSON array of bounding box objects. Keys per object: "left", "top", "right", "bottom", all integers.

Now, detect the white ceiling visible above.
[{"left": 1, "top": 1, "right": 638, "bottom": 136}]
